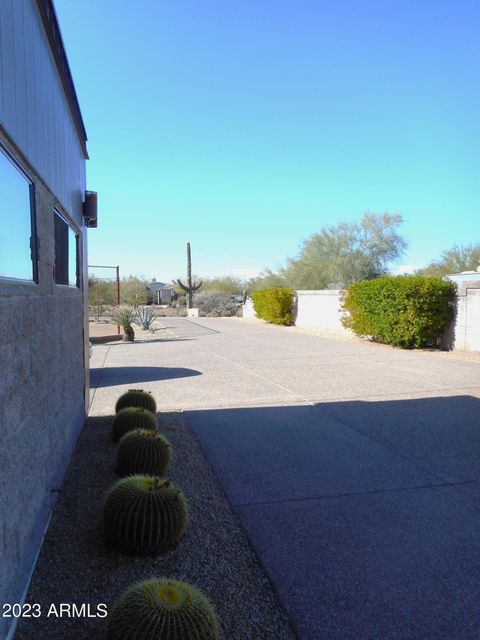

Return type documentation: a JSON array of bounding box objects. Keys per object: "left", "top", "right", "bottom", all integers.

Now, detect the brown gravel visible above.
[{"left": 15, "top": 412, "right": 297, "bottom": 640}]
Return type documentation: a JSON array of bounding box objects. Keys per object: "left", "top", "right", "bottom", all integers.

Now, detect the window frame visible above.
[
  {"left": 53, "top": 208, "right": 80, "bottom": 288},
  {"left": 0, "top": 142, "right": 38, "bottom": 284}
]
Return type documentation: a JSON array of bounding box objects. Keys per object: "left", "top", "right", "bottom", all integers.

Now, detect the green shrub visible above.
[
  {"left": 341, "top": 276, "right": 456, "bottom": 348},
  {"left": 105, "top": 578, "right": 220, "bottom": 640},
  {"left": 112, "top": 407, "right": 158, "bottom": 442},
  {"left": 117, "top": 429, "right": 172, "bottom": 477},
  {"left": 103, "top": 476, "right": 188, "bottom": 555},
  {"left": 115, "top": 389, "right": 157, "bottom": 413},
  {"left": 252, "top": 288, "right": 295, "bottom": 325}
]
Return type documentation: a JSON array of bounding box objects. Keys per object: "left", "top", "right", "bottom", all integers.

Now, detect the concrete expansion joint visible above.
[
  {"left": 195, "top": 343, "right": 316, "bottom": 406},
  {"left": 233, "top": 478, "right": 480, "bottom": 509},
  {"left": 317, "top": 406, "right": 465, "bottom": 490}
]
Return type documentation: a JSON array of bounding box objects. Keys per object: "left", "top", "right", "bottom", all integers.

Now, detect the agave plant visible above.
[
  {"left": 111, "top": 306, "right": 136, "bottom": 341},
  {"left": 135, "top": 305, "right": 157, "bottom": 331}
]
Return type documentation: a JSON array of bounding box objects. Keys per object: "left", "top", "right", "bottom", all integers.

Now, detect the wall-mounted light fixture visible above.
[{"left": 83, "top": 191, "right": 98, "bottom": 228}]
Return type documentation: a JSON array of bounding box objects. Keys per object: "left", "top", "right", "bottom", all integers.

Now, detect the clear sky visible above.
[{"left": 56, "top": 0, "right": 480, "bottom": 282}]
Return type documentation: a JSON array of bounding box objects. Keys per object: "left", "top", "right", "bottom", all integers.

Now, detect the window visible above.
[
  {"left": 54, "top": 210, "right": 79, "bottom": 287},
  {"left": 0, "top": 145, "right": 37, "bottom": 282}
]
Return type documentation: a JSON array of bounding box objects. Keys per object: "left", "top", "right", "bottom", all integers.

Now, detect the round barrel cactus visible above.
[
  {"left": 106, "top": 578, "right": 220, "bottom": 640},
  {"left": 117, "top": 429, "right": 172, "bottom": 477},
  {"left": 112, "top": 407, "right": 157, "bottom": 442},
  {"left": 103, "top": 476, "right": 188, "bottom": 555},
  {"left": 115, "top": 389, "right": 157, "bottom": 414}
]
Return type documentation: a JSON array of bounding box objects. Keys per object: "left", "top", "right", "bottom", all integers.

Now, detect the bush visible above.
[
  {"left": 252, "top": 288, "right": 295, "bottom": 325},
  {"left": 341, "top": 276, "right": 456, "bottom": 348},
  {"left": 105, "top": 578, "right": 220, "bottom": 640},
  {"left": 192, "top": 292, "right": 241, "bottom": 317}
]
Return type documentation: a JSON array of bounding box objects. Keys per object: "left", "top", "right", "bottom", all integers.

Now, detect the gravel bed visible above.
[{"left": 15, "top": 411, "right": 297, "bottom": 640}]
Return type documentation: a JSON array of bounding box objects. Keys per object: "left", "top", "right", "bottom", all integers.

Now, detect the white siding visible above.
[{"left": 0, "top": 0, "right": 86, "bottom": 224}]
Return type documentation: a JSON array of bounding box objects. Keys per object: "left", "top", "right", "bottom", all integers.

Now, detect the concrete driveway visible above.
[{"left": 90, "top": 317, "right": 480, "bottom": 639}]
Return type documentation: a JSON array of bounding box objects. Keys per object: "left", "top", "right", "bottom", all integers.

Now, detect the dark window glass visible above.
[
  {"left": 54, "top": 210, "right": 79, "bottom": 287},
  {"left": 0, "top": 146, "right": 37, "bottom": 281}
]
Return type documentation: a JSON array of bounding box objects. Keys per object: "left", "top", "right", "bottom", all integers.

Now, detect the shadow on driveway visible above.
[
  {"left": 186, "top": 395, "right": 480, "bottom": 640},
  {"left": 90, "top": 366, "right": 201, "bottom": 388}
]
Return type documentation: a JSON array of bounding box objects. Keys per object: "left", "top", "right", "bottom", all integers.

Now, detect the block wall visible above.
[
  {"left": 244, "top": 288, "right": 479, "bottom": 352},
  {"left": 0, "top": 130, "right": 86, "bottom": 640},
  {"left": 450, "top": 281, "right": 480, "bottom": 352}
]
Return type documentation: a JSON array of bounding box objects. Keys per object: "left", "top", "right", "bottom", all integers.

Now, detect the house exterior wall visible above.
[
  {"left": 0, "top": 0, "right": 86, "bottom": 221},
  {"left": 0, "top": 2, "right": 88, "bottom": 638},
  {"left": 157, "top": 289, "right": 175, "bottom": 304}
]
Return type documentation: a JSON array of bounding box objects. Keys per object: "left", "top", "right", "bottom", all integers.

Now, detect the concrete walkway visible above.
[{"left": 90, "top": 317, "right": 480, "bottom": 640}]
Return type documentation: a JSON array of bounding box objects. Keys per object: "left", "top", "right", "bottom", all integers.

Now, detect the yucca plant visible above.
[
  {"left": 103, "top": 476, "right": 188, "bottom": 555},
  {"left": 105, "top": 578, "right": 220, "bottom": 640},
  {"left": 111, "top": 306, "right": 136, "bottom": 341}
]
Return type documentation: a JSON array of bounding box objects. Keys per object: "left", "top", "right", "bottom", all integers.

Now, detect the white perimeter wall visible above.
[
  {"left": 245, "top": 288, "right": 480, "bottom": 352},
  {"left": 244, "top": 290, "right": 351, "bottom": 336},
  {"left": 452, "top": 282, "right": 480, "bottom": 352},
  {"left": 295, "top": 290, "right": 350, "bottom": 335}
]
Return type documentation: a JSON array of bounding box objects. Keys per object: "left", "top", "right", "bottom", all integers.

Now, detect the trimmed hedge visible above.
[
  {"left": 341, "top": 276, "right": 456, "bottom": 348},
  {"left": 252, "top": 288, "right": 295, "bottom": 325}
]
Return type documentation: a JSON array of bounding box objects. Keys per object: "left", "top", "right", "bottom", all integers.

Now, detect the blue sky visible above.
[{"left": 56, "top": 0, "right": 480, "bottom": 282}]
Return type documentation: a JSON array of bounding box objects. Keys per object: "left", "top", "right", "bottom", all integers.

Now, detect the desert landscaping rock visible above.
[{"left": 15, "top": 410, "right": 297, "bottom": 640}]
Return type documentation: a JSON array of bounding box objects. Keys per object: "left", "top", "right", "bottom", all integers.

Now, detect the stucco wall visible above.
[
  {"left": 450, "top": 281, "right": 480, "bottom": 352},
  {"left": 244, "top": 291, "right": 351, "bottom": 336},
  {"left": 245, "top": 288, "right": 479, "bottom": 351},
  {"left": 0, "top": 133, "right": 86, "bottom": 640},
  {"left": 295, "top": 290, "right": 351, "bottom": 335}
]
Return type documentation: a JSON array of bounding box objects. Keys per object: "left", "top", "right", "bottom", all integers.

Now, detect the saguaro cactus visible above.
[{"left": 177, "top": 242, "right": 202, "bottom": 309}]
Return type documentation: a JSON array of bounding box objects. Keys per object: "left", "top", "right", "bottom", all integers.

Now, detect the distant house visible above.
[
  {"left": 148, "top": 278, "right": 176, "bottom": 304},
  {"left": 0, "top": 2, "right": 96, "bottom": 638}
]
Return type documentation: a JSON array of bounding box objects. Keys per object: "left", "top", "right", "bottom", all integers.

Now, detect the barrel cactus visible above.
[
  {"left": 106, "top": 578, "right": 220, "bottom": 640},
  {"left": 117, "top": 429, "right": 172, "bottom": 477},
  {"left": 112, "top": 407, "right": 157, "bottom": 442},
  {"left": 115, "top": 389, "right": 157, "bottom": 414},
  {"left": 103, "top": 476, "right": 188, "bottom": 555}
]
